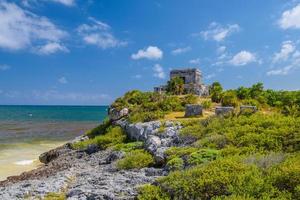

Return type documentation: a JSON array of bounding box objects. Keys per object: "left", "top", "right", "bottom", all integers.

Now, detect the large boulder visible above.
[
  {"left": 108, "top": 107, "right": 129, "bottom": 121},
  {"left": 215, "top": 106, "right": 234, "bottom": 116},
  {"left": 145, "top": 136, "right": 161, "bottom": 154},
  {"left": 185, "top": 104, "right": 203, "bottom": 117}
]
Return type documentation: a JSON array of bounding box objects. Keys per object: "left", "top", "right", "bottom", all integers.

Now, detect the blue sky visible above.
[{"left": 0, "top": 0, "right": 300, "bottom": 105}]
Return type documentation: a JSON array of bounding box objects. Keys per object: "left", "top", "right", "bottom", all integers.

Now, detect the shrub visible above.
[
  {"left": 182, "top": 94, "right": 198, "bottom": 106},
  {"left": 117, "top": 150, "right": 154, "bottom": 169},
  {"left": 165, "top": 146, "right": 198, "bottom": 161},
  {"left": 137, "top": 184, "right": 171, "bottom": 200},
  {"left": 202, "top": 100, "right": 212, "bottom": 109},
  {"left": 85, "top": 118, "right": 111, "bottom": 138},
  {"left": 73, "top": 126, "right": 126, "bottom": 150},
  {"left": 129, "top": 111, "right": 165, "bottom": 123},
  {"left": 44, "top": 192, "right": 66, "bottom": 200},
  {"left": 113, "top": 141, "right": 144, "bottom": 152},
  {"left": 166, "top": 76, "right": 184, "bottom": 95},
  {"left": 188, "top": 149, "right": 219, "bottom": 165},
  {"left": 155, "top": 158, "right": 268, "bottom": 199},
  {"left": 268, "top": 154, "right": 300, "bottom": 198},
  {"left": 221, "top": 91, "right": 239, "bottom": 107},
  {"left": 166, "top": 157, "right": 184, "bottom": 171}
]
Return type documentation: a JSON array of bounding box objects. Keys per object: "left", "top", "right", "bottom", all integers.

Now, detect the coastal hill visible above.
[{"left": 0, "top": 79, "right": 300, "bottom": 199}]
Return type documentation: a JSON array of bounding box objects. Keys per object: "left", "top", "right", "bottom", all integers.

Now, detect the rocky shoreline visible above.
[{"left": 0, "top": 118, "right": 184, "bottom": 199}]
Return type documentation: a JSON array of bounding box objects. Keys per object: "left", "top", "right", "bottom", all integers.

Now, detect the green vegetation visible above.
[
  {"left": 116, "top": 149, "right": 154, "bottom": 169},
  {"left": 110, "top": 90, "right": 197, "bottom": 123},
  {"left": 139, "top": 113, "right": 300, "bottom": 199},
  {"left": 113, "top": 141, "right": 144, "bottom": 152},
  {"left": 72, "top": 126, "right": 126, "bottom": 150},
  {"left": 43, "top": 192, "right": 66, "bottom": 200},
  {"left": 166, "top": 76, "right": 184, "bottom": 95}
]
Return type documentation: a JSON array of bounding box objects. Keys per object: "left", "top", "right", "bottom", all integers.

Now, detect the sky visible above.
[{"left": 0, "top": 0, "right": 300, "bottom": 105}]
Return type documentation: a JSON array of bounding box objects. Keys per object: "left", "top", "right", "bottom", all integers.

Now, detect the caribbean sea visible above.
[{"left": 0, "top": 105, "right": 108, "bottom": 181}]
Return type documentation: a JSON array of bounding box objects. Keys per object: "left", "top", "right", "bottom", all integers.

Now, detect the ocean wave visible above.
[{"left": 13, "top": 159, "right": 35, "bottom": 166}]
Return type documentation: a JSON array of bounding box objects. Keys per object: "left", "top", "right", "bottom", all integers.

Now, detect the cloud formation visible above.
[
  {"left": 50, "top": 0, "right": 75, "bottom": 6},
  {"left": 131, "top": 46, "right": 163, "bottom": 60},
  {"left": 77, "top": 18, "right": 126, "bottom": 49},
  {"left": 36, "top": 42, "right": 69, "bottom": 55},
  {"left": 278, "top": 4, "right": 300, "bottom": 29},
  {"left": 153, "top": 64, "right": 165, "bottom": 79},
  {"left": 229, "top": 51, "right": 257, "bottom": 66},
  {"left": 189, "top": 58, "right": 200, "bottom": 65},
  {"left": 0, "top": 64, "right": 10, "bottom": 71},
  {"left": 272, "top": 41, "right": 295, "bottom": 63},
  {"left": 171, "top": 46, "right": 191, "bottom": 55},
  {"left": 0, "top": 1, "right": 67, "bottom": 52},
  {"left": 58, "top": 76, "right": 68, "bottom": 84},
  {"left": 199, "top": 22, "right": 240, "bottom": 42}
]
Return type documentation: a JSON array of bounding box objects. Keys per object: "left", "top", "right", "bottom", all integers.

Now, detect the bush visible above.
[
  {"left": 85, "top": 118, "right": 111, "bottom": 138},
  {"left": 44, "top": 192, "right": 66, "bottom": 200},
  {"left": 137, "top": 184, "right": 171, "bottom": 200},
  {"left": 188, "top": 149, "right": 219, "bottom": 165},
  {"left": 165, "top": 146, "right": 198, "bottom": 161},
  {"left": 117, "top": 150, "right": 154, "bottom": 169},
  {"left": 73, "top": 126, "right": 126, "bottom": 150},
  {"left": 129, "top": 111, "right": 165, "bottom": 123},
  {"left": 166, "top": 157, "right": 184, "bottom": 171},
  {"left": 202, "top": 100, "right": 212, "bottom": 109},
  {"left": 154, "top": 158, "right": 269, "bottom": 199},
  {"left": 166, "top": 76, "right": 184, "bottom": 95},
  {"left": 113, "top": 141, "right": 144, "bottom": 152},
  {"left": 221, "top": 91, "right": 239, "bottom": 107},
  {"left": 182, "top": 94, "right": 198, "bottom": 106},
  {"left": 210, "top": 82, "right": 223, "bottom": 103}
]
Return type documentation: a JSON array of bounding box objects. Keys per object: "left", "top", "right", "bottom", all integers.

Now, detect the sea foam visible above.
[{"left": 14, "top": 159, "right": 35, "bottom": 166}]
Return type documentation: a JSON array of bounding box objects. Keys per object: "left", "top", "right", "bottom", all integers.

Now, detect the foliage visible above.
[
  {"left": 137, "top": 184, "right": 171, "bottom": 200},
  {"left": 188, "top": 149, "right": 219, "bottom": 165},
  {"left": 166, "top": 76, "right": 185, "bottom": 95},
  {"left": 85, "top": 118, "right": 111, "bottom": 138},
  {"left": 116, "top": 149, "right": 154, "bottom": 169},
  {"left": 73, "top": 126, "right": 126, "bottom": 150},
  {"left": 210, "top": 82, "right": 223, "bottom": 103},
  {"left": 181, "top": 94, "right": 198, "bottom": 106},
  {"left": 221, "top": 90, "right": 239, "bottom": 107},
  {"left": 202, "top": 100, "right": 212, "bottom": 109},
  {"left": 113, "top": 141, "right": 144, "bottom": 152},
  {"left": 43, "top": 192, "right": 66, "bottom": 200},
  {"left": 166, "top": 157, "right": 184, "bottom": 171}
]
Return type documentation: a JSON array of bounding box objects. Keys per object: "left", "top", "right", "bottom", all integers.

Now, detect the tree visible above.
[
  {"left": 166, "top": 77, "right": 184, "bottom": 95},
  {"left": 221, "top": 91, "right": 238, "bottom": 107},
  {"left": 250, "top": 83, "right": 264, "bottom": 99},
  {"left": 236, "top": 86, "right": 250, "bottom": 100},
  {"left": 210, "top": 82, "right": 223, "bottom": 103}
]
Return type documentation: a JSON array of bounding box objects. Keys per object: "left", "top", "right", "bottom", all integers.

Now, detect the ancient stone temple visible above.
[{"left": 154, "top": 68, "right": 209, "bottom": 96}]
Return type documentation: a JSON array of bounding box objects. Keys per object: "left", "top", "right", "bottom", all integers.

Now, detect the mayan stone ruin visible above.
[{"left": 154, "top": 68, "right": 209, "bottom": 96}]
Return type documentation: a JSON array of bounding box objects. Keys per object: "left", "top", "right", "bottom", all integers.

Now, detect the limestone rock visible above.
[
  {"left": 145, "top": 136, "right": 161, "bottom": 154},
  {"left": 215, "top": 106, "right": 234, "bottom": 116},
  {"left": 108, "top": 107, "right": 129, "bottom": 121},
  {"left": 185, "top": 104, "right": 203, "bottom": 117}
]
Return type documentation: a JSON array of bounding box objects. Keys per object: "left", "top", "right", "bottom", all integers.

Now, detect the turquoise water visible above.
[
  {"left": 0, "top": 105, "right": 108, "bottom": 122},
  {"left": 0, "top": 105, "right": 108, "bottom": 180}
]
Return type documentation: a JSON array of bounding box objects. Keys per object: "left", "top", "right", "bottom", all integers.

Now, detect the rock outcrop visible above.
[
  {"left": 185, "top": 104, "right": 203, "bottom": 117},
  {"left": 116, "top": 120, "right": 182, "bottom": 165}
]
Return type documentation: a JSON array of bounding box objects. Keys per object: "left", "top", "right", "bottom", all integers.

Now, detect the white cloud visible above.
[
  {"left": 199, "top": 22, "right": 240, "bottom": 42},
  {"left": 267, "top": 65, "right": 294, "bottom": 76},
  {"left": 0, "top": 64, "right": 10, "bottom": 71},
  {"left": 77, "top": 18, "right": 126, "bottom": 49},
  {"left": 0, "top": 1, "right": 67, "bottom": 51},
  {"left": 22, "top": 0, "right": 75, "bottom": 7},
  {"left": 32, "top": 90, "right": 110, "bottom": 102},
  {"left": 50, "top": 0, "right": 75, "bottom": 6},
  {"left": 153, "top": 64, "right": 165, "bottom": 79},
  {"left": 171, "top": 46, "right": 191, "bottom": 55},
  {"left": 189, "top": 58, "right": 200, "bottom": 65},
  {"left": 36, "top": 42, "right": 69, "bottom": 55},
  {"left": 58, "top": 76, "right": 68, "bottom": 84},
  {"left": 229, "top": 51, "right": 257, "bottom": 66},
  {"left": 205, "top": 73, "right": 216, "bottom": 80},
  {"left": 132, "top": 74, "right": 142, "bottom": 79},
  {"left": 131, "top": 46, "right": 163, "bottom": 60},
  {"left": 278, "top": 4, "right": 300, "bottom": 29},
  {"left": 217, "top": 46, "right": 226, "bottom": 54},
  {"left": 272, "top": 41, "right": 295, "bottom": 63}
]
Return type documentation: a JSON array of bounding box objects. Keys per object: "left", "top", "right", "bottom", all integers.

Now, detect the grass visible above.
[
  {"left": 43, "top": 192, "right": 66, "bottom": 200},
  {"left": 116, "top": 149, "right": 154, "bottom": 170}
]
